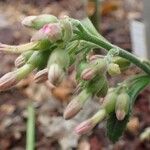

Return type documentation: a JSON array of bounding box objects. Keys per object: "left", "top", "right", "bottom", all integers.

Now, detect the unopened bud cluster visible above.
[{"left": 0, "top": 14, "right": 133, "bottom": 138}]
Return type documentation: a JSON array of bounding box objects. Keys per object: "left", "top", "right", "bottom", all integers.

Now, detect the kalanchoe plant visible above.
[{"left": 0, "top": 14, "right": 150, "bottom": 142}]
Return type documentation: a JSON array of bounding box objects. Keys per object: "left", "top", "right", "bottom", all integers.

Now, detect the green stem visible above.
[
  {"left": 91, "top": 0, "right": 100, "bottom": 32},
  {"left": 76, "top": 23, "right": 150, "bottom": 75},
  {"left": 26, "top": 101, "right": 35, "bottom": 150}
]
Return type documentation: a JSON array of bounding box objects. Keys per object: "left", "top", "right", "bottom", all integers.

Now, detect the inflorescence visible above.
[{"left": 0, "top": 14, "right": 149, "bottom": 142}]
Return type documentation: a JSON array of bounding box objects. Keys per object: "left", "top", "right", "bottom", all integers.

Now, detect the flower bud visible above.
[
  {"left": 34, "top": 68, "right": 48, "bottom": 83},
  {"left": 102, "top": 90, "right": 117, "bottom": 114},
  {"left": 0, "top": 72, "right": 18, "bottom": 91},
  {"left": 112, "top": 56, "right": 131, "bottom": 70},
  {"left": 76, "top": 62, "right": 88, "bottom": 81},
  {"left": 48, "top": 63, "right": 65, "bottom": 85},
  {"left": 15, "top": 51, "right": 33, "bottom": 68},
  {"left": 60, "top": 17, "right": 73, "bottom": 42},
  {"left": 16, "top": 64, "right": 35, "bottom": 80},
  {"left": 89, "top": 55, "right": 104, "bottom": 61},
  {"left": 75, "top": 109, "right": 106, "bottom": 135},
  {"left": 15, "top": 55, "right": 25, "bottom": 68},
  {"left": 22, "top": 14, "right": 58, "bottom": 29},
  {"left": 75, "top": 119, "right": 94, "bottom": 135},
  {"left": 31, "top": 23, "right": 62, "bottom": 43},
  {"left": 115, "top": 92, "right": 130, "bottom": 120},
  {"left": 81, "top": 59, "right": 107, "bottom": 81},
  {"left": 107, "top": 63, "right": 121, "bottom": 76},
  {"left": 92, "top": 58, "right": 107, "bottom": 73},
  {"left": 0, "top": 64, "right": 34, "bottom": 91},
  {"left": 64, "top": 89, "right": 91, "bottom": 120},
  {"left": 47, "top": 48, "right": 70, "bottom": 70},
  {"left": 81, "top": 68, "right": 95, "bottom": 81}
]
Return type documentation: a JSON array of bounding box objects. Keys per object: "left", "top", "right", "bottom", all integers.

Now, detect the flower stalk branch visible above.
[{"left": 73, "top": 21, "right": 150, "bottom": 75}]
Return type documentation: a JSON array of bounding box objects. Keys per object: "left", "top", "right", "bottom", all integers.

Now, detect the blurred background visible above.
[{"left": 0, "top": 0, "right": 149, "bottom": 149}]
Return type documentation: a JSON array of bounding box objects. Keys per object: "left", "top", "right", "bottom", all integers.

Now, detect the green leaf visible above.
[
  {"left": 81, "top": 18, "right": 109, "bottom": 44},
  {"left": 106, "top": 74, "right": 150, "bottom": 142},
  {"left": 107, "top": 112, "right": 130, "bottom": 143},
  {"left": 127, "top": 75, "right": 150, "bottom": 105}
]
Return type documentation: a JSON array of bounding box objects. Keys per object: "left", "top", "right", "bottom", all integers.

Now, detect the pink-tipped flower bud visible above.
[
  {"left": 63, "top": 98, "right": 82, "bottom": 120},
  {"left": 48, "top": 64, "right": 65, "bottom": 86},
  {"left": 89, "top": 55, "right": 105, "bottom": 62},
  {"left": 81, "top": 58, "right": 107, "bottom": 81},
  {"left": 116, "top": 110, "right": 126, "bottom": 121},
  {"left": 81, "top": 68, "right": 95, "bottom": 81},
  {"left": 75, "top": 119, "right": 94, "bottom": 135},
  {"left": 0, "top": 72, "right": 18, "bottom": 91},
  {"left": 0, "top": 63, "right": 34, "bottom": 91},
  {"left": 75, "top": 109, "right": 106, "bottom": 135},
  {"left": 115, "top": 92, "right": 130, "bottom": 121},
  {"left": 34, "top": 68, "right": 48, "bottom": 83},
  {"left": 31, "top": 23, "right": 62, "bottom": 43},
  {"left": 22, "top": 14, "right": 58, "bottom": 30},
  {"left": 63, "top": 89, "right": 91, "bottom": 120}
]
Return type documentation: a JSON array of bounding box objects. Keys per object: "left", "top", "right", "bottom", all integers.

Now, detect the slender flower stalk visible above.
[
  {"left": 0, "top": 42, "right": 38, "bottom": 53},
  {"left": 0, "top": 40, "right": 51, "bottom": 53}
]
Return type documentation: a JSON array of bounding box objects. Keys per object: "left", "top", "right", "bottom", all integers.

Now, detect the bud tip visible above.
[
  {"left": 63, "top": 99, "right": 82, "bottom": 120},
  {"left": 75, "top": 119, "right": 93, "bottom": 135},
  {"left": 116, "top": 110, "right": 126, "bottom": 121}
]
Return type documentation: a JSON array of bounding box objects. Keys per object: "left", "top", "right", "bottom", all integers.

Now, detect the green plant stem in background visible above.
[
  {"left": 75, "top": 22, "right": 150, "bottom": 75},
  {"left": 26, "top": 101, "right": 35, "bottom": 150},
  {"left": 90, "top": 0, "right": 101, "bottom": 32}
]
